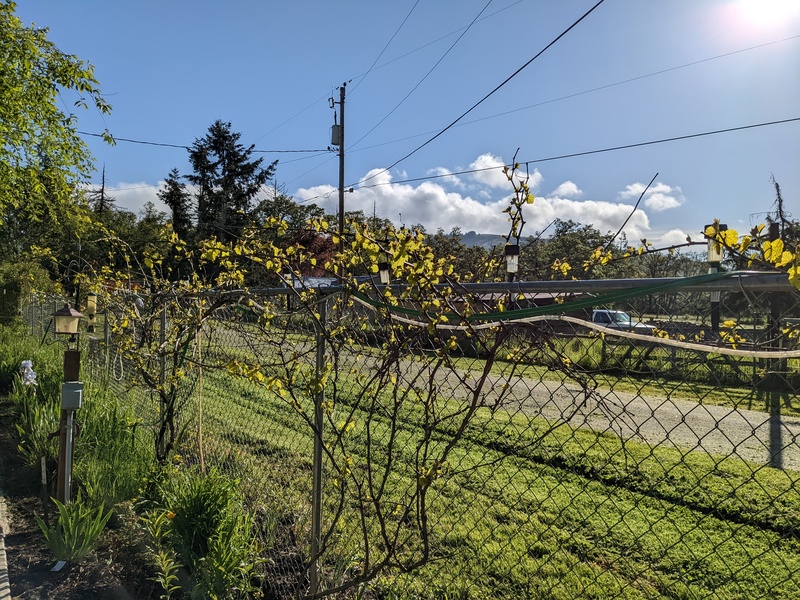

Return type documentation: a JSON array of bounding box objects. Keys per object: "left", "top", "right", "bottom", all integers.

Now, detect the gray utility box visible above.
[{"left": 61, "top": 382, "right": 84, "bottom": 410}]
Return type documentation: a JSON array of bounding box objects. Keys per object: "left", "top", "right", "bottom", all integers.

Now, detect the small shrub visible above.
[
  {"left": 151, "top": 467, "right": 261, "bottom": 598},
  {"left": 142, "top": 510, "right": 183, "bottom": 599},
  {"left": 35, "top": 494, "right": 112, "bottom": 562},
  {"left": 12, "top": 376, "right": 59, "bottom": 467}
]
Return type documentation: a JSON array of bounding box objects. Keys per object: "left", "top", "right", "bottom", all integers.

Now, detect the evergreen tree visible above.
[
  {"left": 87, "top": 165, "right": 116, "bottom": 214},
  {"left": 158, "top": 168, "right": 193, "bottom": 240},
  {"left": 186, "top": 120, "right": 276, "bottom": 242}
]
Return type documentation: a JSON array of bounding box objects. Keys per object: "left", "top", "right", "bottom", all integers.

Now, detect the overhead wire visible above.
[
  {"left": 349, "top": 0, "right": 495, "bottom": 151},
  {"left": 332, "top": 116, "right": 800, "bottom": 193},
  {"left": 79, "top": 32, "right": 798, "bottom": 165},
  {"left": 354, "top": 0, "right": 608, "bottom": 189},
  {"left": 250, "top": 92, "right": 331, "bottom": 145},
  {"left": 349, "top": 0, "right": 527, "bottom": 84},
  {"left": 346, "top": 34, "right": 800, "bottom": 156},
  {"left": 252, "top": 0, "right": 524, "bottom": 148},
  {"left": 348, "top": 0, "right": 421, "bottom": 96},
  {"left": 77, "top": 131, "right": 328, "bottom": 153},
  {"left": 275, "top": 0, "right": 531, "bottom": 188},
  {"left": 284, "top": 31, "right": 800, "bottom": 190},
  {"left": 84, "top": 115, "right": 800, "bottom": 197},
  {"left": 75, "top": 10, "right": 796, "bottom": 200}
]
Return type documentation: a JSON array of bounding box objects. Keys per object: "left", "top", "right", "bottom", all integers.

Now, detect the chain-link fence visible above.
[{"left": 26, "top": 272, "right": 800, "bottom": 598}]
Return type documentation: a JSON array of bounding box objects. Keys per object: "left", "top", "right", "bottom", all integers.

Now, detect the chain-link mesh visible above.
[{"left": 25, "top": 274, "right": 800, "bottom": 598}]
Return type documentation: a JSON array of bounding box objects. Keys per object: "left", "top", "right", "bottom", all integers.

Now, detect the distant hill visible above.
[{"left": 460, "top": 231, "right": 505, "bottom": 250}]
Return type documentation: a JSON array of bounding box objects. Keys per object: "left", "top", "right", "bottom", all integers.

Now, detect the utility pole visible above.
[{"left": 331, "top": 82, "right": 347, "bottom": 277}]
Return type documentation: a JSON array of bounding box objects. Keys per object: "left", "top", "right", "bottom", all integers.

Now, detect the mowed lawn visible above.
[{"left": 173, "top": 340, "right": 800, "bottom": 600}]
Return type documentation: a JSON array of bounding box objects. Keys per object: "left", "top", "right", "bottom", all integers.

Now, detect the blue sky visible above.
[{"left": 16, "top": 0, "right": 800, "bottom": 246}]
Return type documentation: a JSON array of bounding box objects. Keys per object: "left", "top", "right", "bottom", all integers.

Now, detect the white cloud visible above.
[
  {"left": 108, "top": 160, "right": 666, "bottom": 246},
  {"left": 297, "top": 168, "right": 513, "bottom": 233},
  {"left": 107, "top": 182, "right": 168, "bottom": 215},
  {"left": 468, "top": 153, "right": 508, "bottom": 188},
  {"left": 644, "top": 192, "right": 682, "bottom": 212},
  {"left": 532, "top": 195, "right": 650, "bottom": 240},
  {"left": 654, "top": 228, "right": 693, "bottom": 248},
  {"left": 426, "top": 167, "right": 464, "bottom": 189},
  {"left": 467, "top": 152, "right": 545, "bottom": 194},
  {"left": 550, "top": 180, "right": 582, "bottom": 199},
  {"left": 619, "top": 181, "right": 684, "bottom": 212},
  {"left": 295, "top": 167, "right": 652, "bottom": 240}
]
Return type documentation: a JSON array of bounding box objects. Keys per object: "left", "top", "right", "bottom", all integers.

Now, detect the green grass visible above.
[
  {"left": 56, "top": 314, "right": 800, "bottom": 598},
  {"left": 212, "top": 320, "right": 800, "bottom": 417},
  {"left": 170, "top": 354, "right": 800, "bottom": 599}
]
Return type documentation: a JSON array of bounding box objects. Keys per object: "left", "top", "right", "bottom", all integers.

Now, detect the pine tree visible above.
[
  {"left": 158, "top": 168, "right": 192, "bottom": 240},
  {"left": 186, "top": 120, "right": 276, "bottom": 242},
  {"left": 87, "top": 165, "right": 116, "bottom": 214}
]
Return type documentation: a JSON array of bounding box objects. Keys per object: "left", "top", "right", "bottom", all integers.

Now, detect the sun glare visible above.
[{"left": 737, "top": 0, "right": 800, "bottom": 28}]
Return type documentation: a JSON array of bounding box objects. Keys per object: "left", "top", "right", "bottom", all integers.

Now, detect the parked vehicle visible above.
[{"left": 591, "top": 309, "right": 655, "bottom": 331}]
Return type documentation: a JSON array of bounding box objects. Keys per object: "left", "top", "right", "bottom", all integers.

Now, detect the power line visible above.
[
  {"left": 79, "top": 131, "right": 189, "bottom": 149},
  {"left": 253, "top": 1, "right": 524, "bottom": 147},
  {"left": 78, "top": 32, "right": 798, "bottom": 173},
  {"left": 288, "top": 114, "right": 800, "bottom": 205},
  {"left": 349, "top": 116, "right": 800, "bottom": 190},
  {"left": 77, "top": 131, "right": 328, "bottom": 153},
  {"left": 521, "top": 117, "right": 800, "bottom": 166},
  {"left": 355, "top": 0, "right": 608, "bottom": 188},
  {"left": 251, "top": 92, "right": 331, "bottom": 145},
  {"left": 348, "top": 0, "right": 527, "bottom": 85},
  {"left": 267, "top": 32, "right": 800, "bottom": 190},
  {"left": 349, "top": 0, "right": 495, "bottom": 151},
  {"left": 346, "top": 34, "right": 800, "bottom": 156},
  {"left": 349, "top": 0, "right": 421, "bottom": 96}
]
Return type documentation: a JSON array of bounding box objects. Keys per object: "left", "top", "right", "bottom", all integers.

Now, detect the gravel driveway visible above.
[
  {"left": 512, "top": 382, "right": 800, "bottom": 470},
  {"left": 508, "top": 377, "right": 800, "bottom": 471},
  {"left": 384, "top": 356, "right": 800, "bottom": 471}
]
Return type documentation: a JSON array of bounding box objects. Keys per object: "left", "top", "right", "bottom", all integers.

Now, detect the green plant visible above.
[
  {"left": 158, "top": 468, "right": 237, "bottom": 561},
  {"left": 12, "top": 376, "right": 59, "bottom": 467},
  {"left": 193, "top": 510, "right": 261, "bottom": 599},
  {"left": 142, "top": 510, "right": 182, "bottom": 599},
  {"left": 152, "top": 550, "right": 182, "bottom": 600},
  {"left": 73, "top": 382, "right": 153, "bottom": 511},
  {"left": 34, "top": 494, "right": 112, "bottom": 562},
  {"left": 153, "top": 467, "right": 261, "bottom": 598}
]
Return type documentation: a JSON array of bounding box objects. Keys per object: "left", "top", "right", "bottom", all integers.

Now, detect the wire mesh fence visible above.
[{"left": 25, "top": 272, "right": 800, "bottom": 598}]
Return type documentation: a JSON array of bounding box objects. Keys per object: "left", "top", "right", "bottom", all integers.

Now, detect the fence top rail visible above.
[
  {"left": 27, "top": 272, "right": 787, "bottom": 304},
  {"left": 486, "top": 271, "right": 793, "bottom": 294},
  {"left": 184, "top": 271, "right": 792, "bottom": 297}
]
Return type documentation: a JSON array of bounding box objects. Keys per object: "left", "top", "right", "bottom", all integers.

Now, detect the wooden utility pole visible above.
[{"left": 337, "top": 83, "right": 346, "bottom": 267}]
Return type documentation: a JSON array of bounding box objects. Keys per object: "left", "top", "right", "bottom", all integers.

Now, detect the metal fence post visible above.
[
  {"left": 310, "top": 294, "right": 327, "bottom": 596},
  {"left": 157, "top": 302, "right": 168, "bottom": 459},
  {"left": 104, "top": 302, "right": 111, "bottom": 376},
  {"left": 767, "top": 223, "right": 784, "bottom": 469}
]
